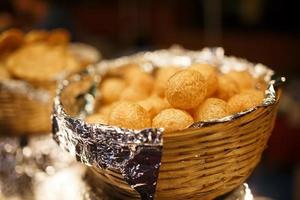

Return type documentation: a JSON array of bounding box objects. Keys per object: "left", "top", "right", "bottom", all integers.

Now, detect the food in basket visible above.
[
  {"left": 165, "top": 69, "right": 207, "bottom": 110},
  {"left": 0, "top": 29, "right": 95, "bottom": 84},
  {"left": 152, "top": 108, "right": 194, "bottom": 132},
  {"left": 189, "top": 63, "right": 218, "bottom": 97},
  {"left": 227, "top": 89, "right": 264, "bottom": 114},
  {"left": 193, "top": 97, "right": 228, "bottom": 121},
  {"left": 108, "top": 101, "right": 151, "bottom": 129},
  {"left": 88, "top": 62, "right": 266, "bottom": 132},
  {"left": 100, "top": 78, "right": 127, "bottom": 104},
  {"left": 6, "top": 43, "right": 79, "bottom": 82},
  {"left": 0, "top": 29, "right": 100, "bottom": 135}
]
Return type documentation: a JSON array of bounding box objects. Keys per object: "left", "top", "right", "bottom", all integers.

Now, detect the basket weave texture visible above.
[
  {"left": 87, "top": 91, "right": 281, "bottom": 200},
  {"left": 0, "top": 82, "right": 54, "bottom": 135}
]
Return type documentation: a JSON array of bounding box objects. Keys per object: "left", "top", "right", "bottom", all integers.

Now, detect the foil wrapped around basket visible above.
[{"left": 52, "top": 47, "right": 285, "bottom": 200}]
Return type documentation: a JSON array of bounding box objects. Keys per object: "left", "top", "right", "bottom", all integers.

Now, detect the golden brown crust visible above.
[
  {"left": 108, "top": 101, "right": 151, "bottom": 129},
  {"left": 227, "top": 89, "right": 264, "bottom": 114},
  {"left": 6, "top": 43, "right": 80, "bottom": 81},
  {"left": 154, "top": 66, "right": 181, "bottom": 97},
  {"left": 152, "top": 108, "right": 194, "bottom": 132},
  {"left": 166, "top": 69, "right": 207, "bottom": 109},
  {"left": 215, "top": 75, "right": 240, "bottom": 100},
  {"left": 0, "top": 29, "right": 24, "bottom": 55},
  {"left": 100, "top": 78, "right": 127, "bottom": 104},
  {"left": 193, "top": 98, "right": 228, "bottom": 122},
  {"left": 85, "top": 114, "right": 108, "bottom": 124},
  {"left": 189, "top": 63, "right": 218, "bottom": 97}
]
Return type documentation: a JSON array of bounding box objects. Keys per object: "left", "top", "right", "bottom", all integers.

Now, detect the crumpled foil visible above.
[
  {"left": 0, "top": 135, "right": 95, "bottom": 200},
  {"left": 52, "top": 47, "right": 285, "bottom": 200},
  {"left": 0, "top": 136, "right": 256, "bottom": 200}
]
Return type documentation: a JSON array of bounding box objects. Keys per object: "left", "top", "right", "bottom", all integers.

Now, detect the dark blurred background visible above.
[{"left": 1, "top": 0, "right": 299, "bottom": 199}]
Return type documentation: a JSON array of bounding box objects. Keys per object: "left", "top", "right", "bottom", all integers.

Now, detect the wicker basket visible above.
[
  {"left": 52, "top": 47, "right": 283, "bottom": 200},
  {"left": 86, "top": 90, "right": 281, "bottom": 200},
  {"left": 0, "top": 44, "right": 100, "bottom": 135}
]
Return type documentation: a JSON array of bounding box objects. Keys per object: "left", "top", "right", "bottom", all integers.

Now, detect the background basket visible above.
[
  {"left": 0, "top": 44, "right": 100, "bottom": 135},
  {"left": 86, "top": 91, "right": 281, "bottom": 200}
]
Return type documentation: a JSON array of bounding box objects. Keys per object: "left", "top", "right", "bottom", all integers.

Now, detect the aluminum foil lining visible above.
[
  {"left": 0, "top": 43, "right": 100, "bottom": 103},
  {"left": 0, "top": 135, "right": 257, "bottom": 200},
  {"left": 52, "top": 47, "right": 284, "bottom": 200}
]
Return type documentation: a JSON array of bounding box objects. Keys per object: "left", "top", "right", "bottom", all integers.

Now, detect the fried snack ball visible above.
[
  {"left": 227, "top": 89, "right": 264, "bottom": 114},
  {"left": 47, "top": 29, "right": 70, "bottom": 45},
  {"left": 97, "top": 102, "right": 118, "bottom": 116},
  {"left": 6, "top": 43, "right": 80, "bottom": 82},
  {"left": 226, "top": 70, "right": 255, "bottom": 90},
  {"left": 108, "top": 101, "right": 151, "bottom": 129},
  {"left": 152, "top": 108, "right": 194, "bottom": 132},
  {"left": 0, "top": 67, "right": 10, "bottom": 80},
  {"left": 189, "top": 63, "right": 218, "bottom": 97},
  {"left": 194, "top": 98, "right": 228, "bottom": 122},
  {"left": 85, "top": 114, "right": 107, "bottom": 124},
  {"left": 138, "top": 96, "right": 171, "bottom": 118},
  {"left": 100, "top": 78, "right": 127, "bottom": 104},
  {"left": 24, "top": 30, "right": 49, "bottom": 43},
  {"left": 166, "top": 69, "right": 207, "bottom": 110},
  {"left": 154, "top": 66, "right": 180, "bottom": 97},
  {"left": 0, "top": 29, "right": 24, "bottom": 54},
  {"left": 215, "top": 75, "right": 240, "bottom": 100},
  {"left": 120, "top": 86, "right": 149, "bottom": 102},
  {"left": 121, "top": 64, "right": 154, "bottom": 94}
]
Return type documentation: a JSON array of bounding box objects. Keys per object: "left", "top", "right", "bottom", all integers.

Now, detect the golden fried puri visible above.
[
  {"left": 138, "top": 96, "right": 171, "bottom": 118},
  {"left": 120, "top": 86, "right": 149, "bottom": 102},
  {"left": 189, "top": 63, "right": 218, "bottom": 97},
  {"left": 226, "top": 70, "right": 255, "bottom": 90},
  {"left": 154, "top": 66, "right": 180, "bottom": 97},
  {"left": 227, "top": 89, "right": 264, "bottom": 114},
  {"left": 215, "top": 75, "right": 240, "bottom": 100},
  {"left": 194, "top": 98, "right": 228, "bottom": 122},
  {"left": 0, "top": 29, "right": 24, "bottom": 54},
  {"left": 100, "top": 78, "right": 127, "bottom": 104},
  {"left": 152, "top": 108, "right": 194, "bottom": 132},
  {"left": 85, "top": 114, "right": 108, "bottom": 124},
  {"left": 6, "top": 43, "right": 80, "bottom": 82},
  {"left": 166, "top": 69, "right": 207, "bottom": 109},
  {"left": 108, "top": 101, "right": 151, "bottom": 129}
]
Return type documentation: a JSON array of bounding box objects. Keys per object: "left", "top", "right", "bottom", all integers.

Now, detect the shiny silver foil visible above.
[
  {"left": 52, "top": 47, "right": 284, "bottom": 200},
  {"left": 0, "top": 135, "right": 257, "bottom": 200}
]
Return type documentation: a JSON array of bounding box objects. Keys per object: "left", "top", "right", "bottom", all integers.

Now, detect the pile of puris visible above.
[{"left": 86, "top": 63, "right": 266, "bottom": 132}]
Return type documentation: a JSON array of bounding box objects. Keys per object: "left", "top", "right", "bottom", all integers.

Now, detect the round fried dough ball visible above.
[
  {"left": 108, "top": 102, "right": 151, "bottom": 129},
  {"left": 138, "top": 96, "right": 171, "bottom": 118},
  {"left": 189, "top": 63, "right": 218, "bottom": 97},
  {"left": 100, "top": 78, "right": 127, "bottom": 104},
  {"left": 227, "top": 89, "right": 264, "bottom": 114},
  {"left": 85, "top": 114, "right": 107, "bottom": 124},
  {"left": 24, "top": 30, "right": 49, "bottom": 43},
  {"left": 154, "top": 66, "right": 180, "bottom": 97},
  {"left": 120, "top": 86, "right": 149, "bottom": 102},
  {"left": 152, "top": 108, "right": 194, "bottom": 133},
  {"left": 0, "top": 29, "right": 24, "bottom": 53},
  {"left": 194, "top": 98, "right": 228, "bottom": 122},
  {"left": 122, "top": 65, "right": 154, "bottom": 94},
  {"left": 166, "top": 69, "right": 207, "bottom": 110},
  {"left": 97, "top": 102, "right": 118, "bottom": 116},
  {"left": 0, "top": 67, "right": 10, "bottom": 79},
  {"left": 216, "top": 75, "right": 240, "bottom": 100},
  {"left": 226, "top": 70, "right": 255, "bottom": 90}
]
